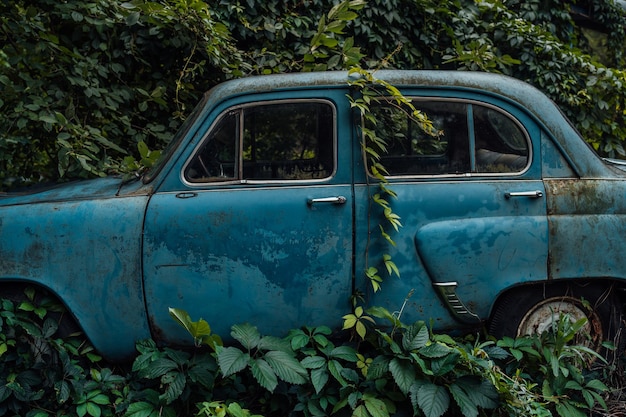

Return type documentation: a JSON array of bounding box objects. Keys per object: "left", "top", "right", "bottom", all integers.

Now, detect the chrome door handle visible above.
[
  {"left": 504, "top": 190, "right": 543, "bottom": 199},
  {"left": 307, "top": 196, "right": 347, "bottom": 205}
]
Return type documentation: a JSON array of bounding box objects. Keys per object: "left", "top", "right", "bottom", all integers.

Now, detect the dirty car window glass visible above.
[
  {"left": 473, "top": 106, "right": 529, "bottom": 173},
  {"left": 185, "top": 101, "right": 334, "bottom": 182},
  {"left": 369, "top": 99, "right": 529, "bottom": 176}
]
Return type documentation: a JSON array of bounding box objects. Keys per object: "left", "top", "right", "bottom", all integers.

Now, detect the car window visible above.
[
  {"left": 368, "top": 99, "right": 529, "bottom": 176},
  {"left": 185, "top": 101, "right": 335, "bottom": 183},
  {"left": 473, "top": 106, "right": 529, "bottom": 173}
]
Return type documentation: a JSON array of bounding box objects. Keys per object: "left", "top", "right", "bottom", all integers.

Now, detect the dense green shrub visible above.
[
  {"left": 0, "top": 0, "right": 241, "bottom": 187},
  {"left": 0, "top": 289, "right": 614, "bottom": 417},
  {"left": 2, "top": 0, "right": 626, "bottom": 188}
]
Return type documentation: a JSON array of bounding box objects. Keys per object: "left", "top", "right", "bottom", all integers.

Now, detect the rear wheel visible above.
[{"left": 489, "top": 283, "right": 625, "bottom": 361}]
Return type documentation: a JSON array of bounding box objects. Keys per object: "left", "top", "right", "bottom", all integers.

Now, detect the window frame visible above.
[
  {"left": 363, "top": 97, "right": 533, "bottom": 179},
  {"left": 181, "top": 99, "right": 338, "bottom": 186}
]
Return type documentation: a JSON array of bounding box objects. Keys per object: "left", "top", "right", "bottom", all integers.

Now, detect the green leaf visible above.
[
  {"left": 362, "top": 393, "right": 390, "bottom": 417},
  {"left": 367, "top": 355, "right": 390, "bottom": 380},
  {"left": 217, "top": 347, "right": 250, "bottom": 377},
  {"left": 416, "top": 383, "right": 450, "bottom": 417},
  {"left": 450, "top": 376, "right": 499, "bottom": 415},
  {"left": 403, "top": 323, "right": 430, "bottom": 351},
  {"left": 138, "top": 358, "right": 177, "bottom": 379},
  {"left": 264, "top": 350, "right": 308, "bottom": 384},
  {"left": 125, "top": 401, "right": 159, "bottom": 417},
  {"left": 430, "top": 351, "right": 460, "bottom": 376},
  {"left": 258, "top": 335, "right": 291, "bottom": 352},
  {"left": 311, "top": 367, "right": 329, "bottom": 394},
  {"left": 162, "top": 372, "right": 186, "bottom": 404},
  {"left": 330, "top": 346, "right": 358, "bottom": 361},
  {"left": 389, "top": 357, "right": 415, "bottom": 394},
  {"left": 449, "top": 383, "right": 478, "bottom": 417},
  {"left": 585, "top": 379, "right": 608, "bottom": 392},
  {"left": 419, "top": 342, "right": 452, "bottom": 358},
  {"left": 251, "top": 358, "right": 278, "bottom": 392},
  {"left": 327, "top": 359, "right": 347, "bottom": 386},
  {"left": 87, "top": 402, "right": 102, "bottom": 417},
  {"left": 555, "top": 402, "right": 586, "bottom": 417},
  {"left": 301, "top": 355, "right": 327, "bottom": 369},
  {"left": 90, "top": 393, "right": 110, "bottom": 406},
  {"left": 231, "top": 323, "right": 261, "bottom": 350}
]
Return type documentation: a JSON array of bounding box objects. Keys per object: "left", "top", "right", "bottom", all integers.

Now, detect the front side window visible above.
[
  {"left": 367, "top": 99, "right": 529, "bottom": 176},
  {"left": 185, "top": 101, "right": 335, "bottom": 183}
]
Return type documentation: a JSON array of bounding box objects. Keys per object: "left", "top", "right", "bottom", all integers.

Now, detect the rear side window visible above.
[
  {"left": 368, "top": 99, "right": 530, "bottom": 176},
  {"left": 185, "top": 101, "right": 335, "bottom": 183}
]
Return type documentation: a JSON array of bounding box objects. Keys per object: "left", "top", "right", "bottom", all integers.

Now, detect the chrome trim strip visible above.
[{"left": 433, "top": 282, "right": 481, "bottom": 324}]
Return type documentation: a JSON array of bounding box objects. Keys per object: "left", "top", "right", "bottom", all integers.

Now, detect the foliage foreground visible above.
[{"left": 0, "top": 288, "right": 620, "bottom": 417}]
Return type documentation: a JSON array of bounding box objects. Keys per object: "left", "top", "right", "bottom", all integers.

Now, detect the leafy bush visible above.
[
  {"left": 0, "top": 288, "right": 614, "bottom": 417},
  {"left": 0, "top": 0, "right": 241, "bottom": 187},
  {"left": 3, "top": 0, "right": 626, "bottom": 187}
]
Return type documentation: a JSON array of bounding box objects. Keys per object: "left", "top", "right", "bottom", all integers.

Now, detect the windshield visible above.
[{"left": 142, "top": 93, "right": 210, "bottom": 183}]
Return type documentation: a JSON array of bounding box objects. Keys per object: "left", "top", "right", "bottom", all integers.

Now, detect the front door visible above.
[{"left": 143, "top": 97, "right": 354, "bottom": 344}]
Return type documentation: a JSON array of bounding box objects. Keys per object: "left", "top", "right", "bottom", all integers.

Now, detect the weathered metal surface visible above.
[
  {"left": 0, "top": 70, "right": 625, "bottom": 360},
  {"left": 545, "top": 179, "right": 626, "bottom": 280},
  {"left": 0, "top": 178, "right": 152, "bottom": 361},
  {"left": 143, "top": 185, "right": 353, "bottom": 344}
]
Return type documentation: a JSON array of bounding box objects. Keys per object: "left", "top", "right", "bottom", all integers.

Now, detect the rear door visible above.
[
  {"left": 143, "top": 92, "right": 355, "bottom": 344},
  {"left": 355, "top": 94, "right": 549, "bottom": 328}
]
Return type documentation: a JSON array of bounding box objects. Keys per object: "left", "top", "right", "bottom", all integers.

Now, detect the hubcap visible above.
[{"left": 517, "top": 296, "right": 602, "bottom": 349}]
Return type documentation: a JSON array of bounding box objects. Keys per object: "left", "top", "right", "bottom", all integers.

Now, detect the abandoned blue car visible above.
[{"left": 1, "top": 70, "right": 624, "bottom": 361}]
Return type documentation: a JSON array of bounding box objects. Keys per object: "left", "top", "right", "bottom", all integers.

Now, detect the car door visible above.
[
  {"left": 143, "top": 95, "right": 354, "bottom": 344},
  {"left": 354, "top": 95, "right": 549, "bottom": 328}
]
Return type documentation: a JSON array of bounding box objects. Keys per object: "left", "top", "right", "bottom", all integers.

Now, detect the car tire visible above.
[{"left": 488, "top": 282, "right": 625, "bottom": 362}]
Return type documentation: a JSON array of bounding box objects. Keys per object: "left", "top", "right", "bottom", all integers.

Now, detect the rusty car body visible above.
[{"left": 1, "top": 70, "right": 624, "bottom": 361}]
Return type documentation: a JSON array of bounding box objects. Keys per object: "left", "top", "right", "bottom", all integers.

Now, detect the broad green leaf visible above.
[
  {"left": 86, "top": 402, "right": 101, "bottom": 417},
  {"left": 403, "top": 323, "right": 430, "bottom": 351},
  {"left": 138, "top": 358, "right": 177, "bottom": 379},
  {"left": 449, "top": 383, "right": 478, "bottom": 417},
  {"left": 289, "top": 331, "right": 310, "bottom": 351},
  {"left": 168, "top": 308, "right": 213, "bottom": 341},
  {"left": 330, "top": 345, "right": 358, "bottom": 361},
  {"left": 353, "top": 404, "right": 369, "bottom": 417},
  {"left": 367, "top": 355, "right": 391, "bottom": 380},
  {"left": 389, "top": 357, "right": 415, "bottom": 394},
  {"left": 217, "top": 347, "right": 250, "bottom": 377},
  {"left": 90, "top": 393, "right": 110, "bottom": 406},
  {"left": 327, "top": 359, "right": 347, "bottom": 386},
  {"left": 463, "top": 377, "right": 499, "bottom": 409},
  {"left": 585, "top": 379, "right": 609, "bottom": 392},
  {"left": 55, "top": 380, "right": 71, "bottom": 404},
  {"left": 356, "top": 321, "right": 367, "bottom": 339},
  {"left": 251, "top": 358, "right": 278, "bottom": 392},
  {"left": 231, "top": 323, "right": 261, "bottom": 350},
  {"left": 419, "top": 342, "right": 452, "bottom": 358},
  {"left": 555, "top": 402, "right": 586, "bottom": 417},
  {"left": 301, "top": 355, "right": 327, "bottom": 369},
  {"left": 311, "top": 367, "right": 329, "bottom": 394},
  {"left": 124, "top": 401, "right": 158, "bottom": 417},
  {"left": 264, "top": 350, "right": 308, "bottom": 384},
  {"left": 416, "top": 383, "right": 450, "bottom": 417},
  {"left": 362, "top": 393, "right": 390, "bottom": 417},
  {"left": 162, "top": 372, "right": 186, "bottom": 404},
  {"left": 258, "top": 335, "right": 291, "bottom": 352},
  {"left": 187, "top": 363, "right": 216, "bottom": 388},
  {"left": 430, "top": 351, "right": 460, "bottom": 376}
]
